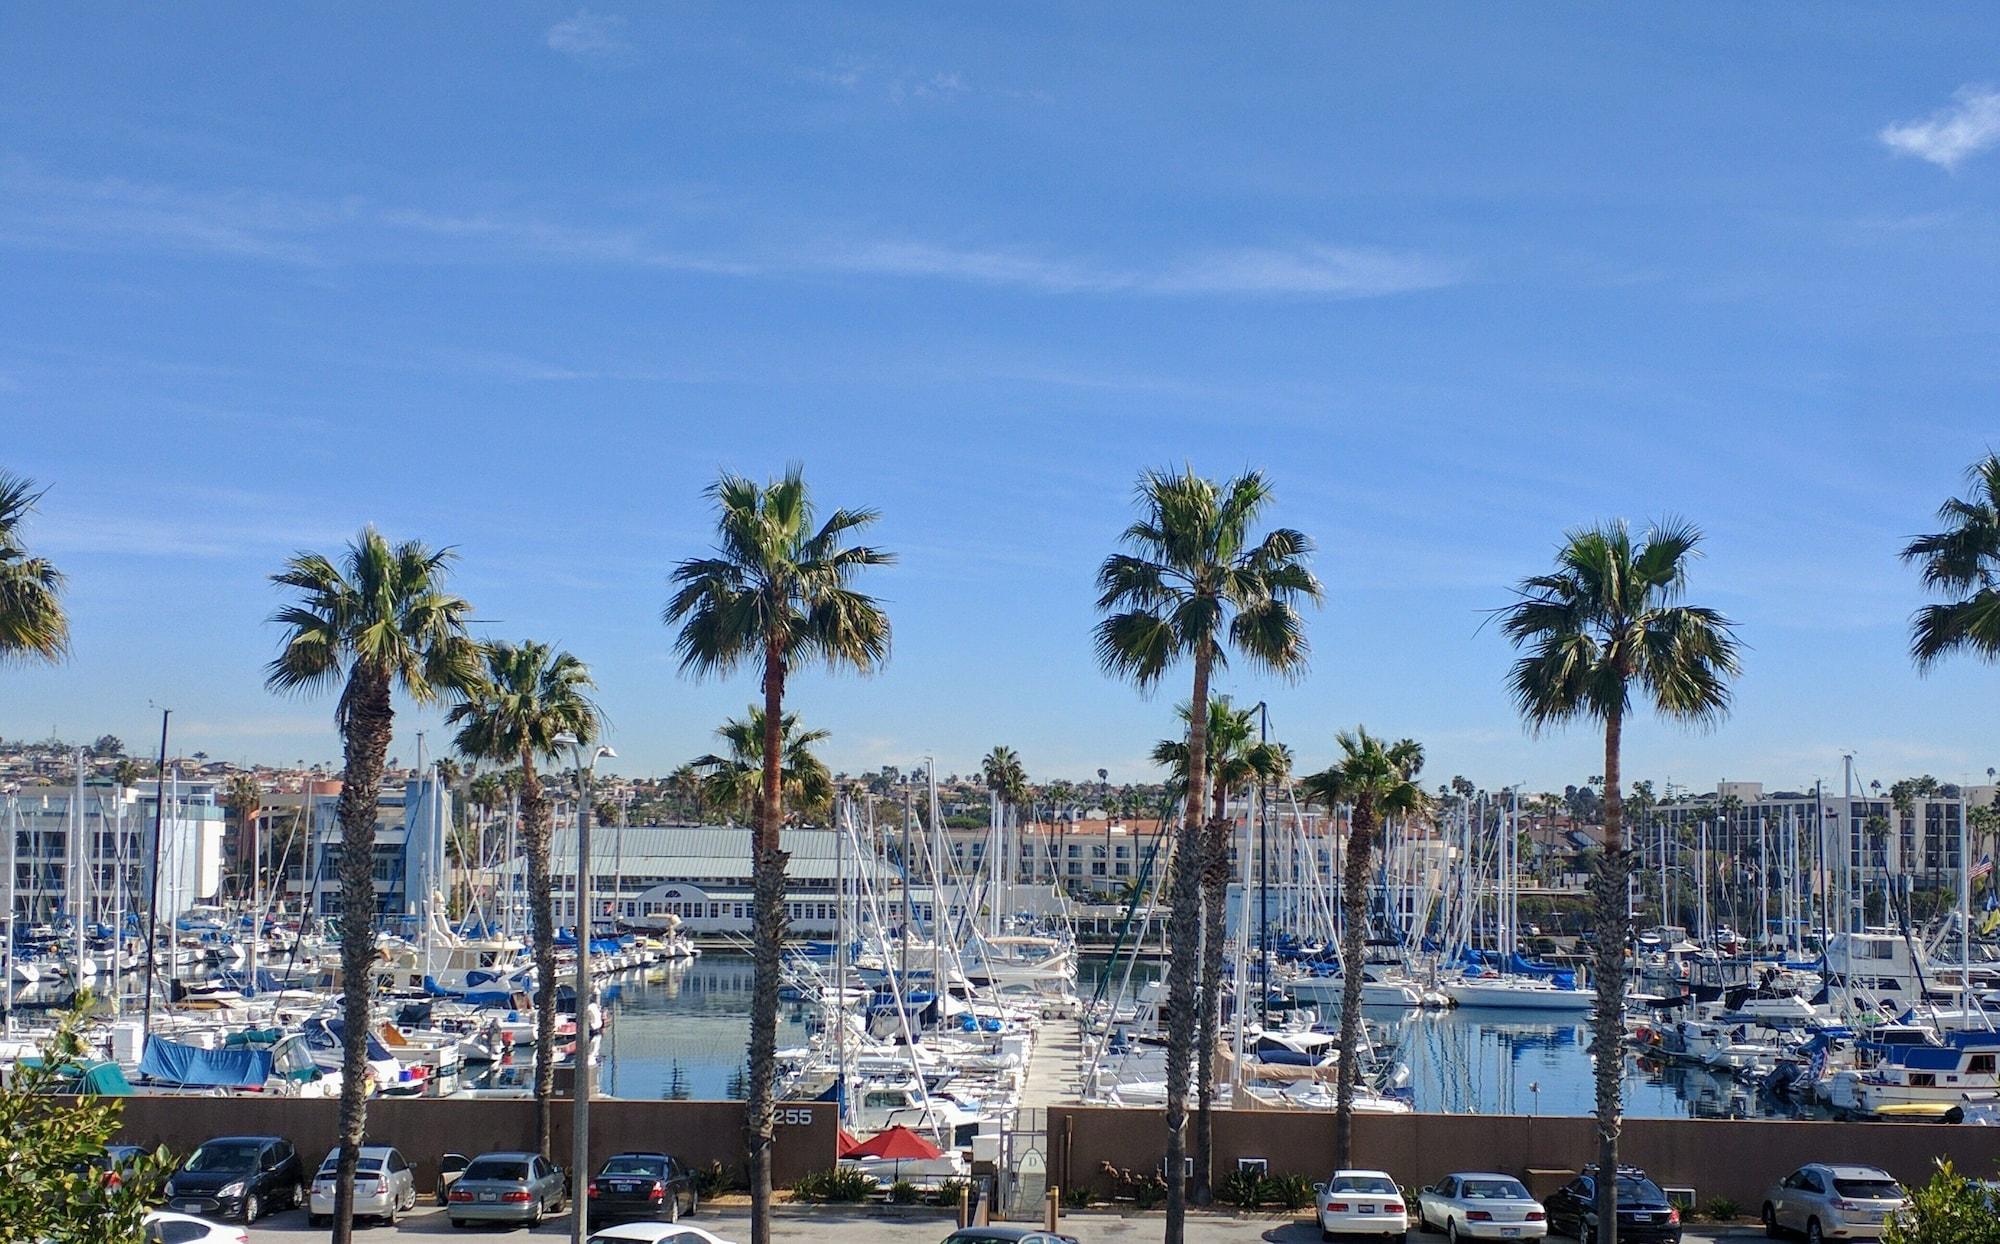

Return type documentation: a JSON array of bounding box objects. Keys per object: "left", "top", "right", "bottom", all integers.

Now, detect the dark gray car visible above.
[
  {"left": 587, "top": 1152, "right": 699, "bottom": 1224},
  {"left": 445, "top": 1151, "right": 570, "bottom": 1228}
]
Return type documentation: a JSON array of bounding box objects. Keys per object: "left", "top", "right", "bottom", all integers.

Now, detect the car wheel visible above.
[
  {"left": 689, "top": 1189, "right": 699, "bottom": 1216},
  {"left": 1580, "top": 1220, "right": 1595, "bottom": 1244},
  {"left": 1806, "top": 1219, "right": 1823, "bottom": 1244},
  {"left": 1321, "top": 1230, "right": 1335, "bottom": 1243},
  {"left": 308, "top": 1214, "right": 327, "bottom": 1228},
  {"left": 450, "top": 1218, "right": 468, "bottom": 1230},
  {"left": 1448, "top": 1219, "right": 1462, "bottom": 1244},
  {"left": 1764, "top": 1203, "right": 1782, "bottom": 1238},
  {"left": 666, "top": 1193, "right": 680, "bottom": 1223},
  {"left": 387, "top": 1195, "right": 401, "bottom": 1226},
  {"left": 243, "top": 1192, "right": 261, "bottom": 1224},
  {"left": 529, "top": 1198, "right": 544, "bottom": 1227}
]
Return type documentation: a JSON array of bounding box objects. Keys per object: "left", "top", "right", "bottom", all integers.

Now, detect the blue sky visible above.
[{"left": 3, "top": 5, "right": 1999, "bottom": 794}]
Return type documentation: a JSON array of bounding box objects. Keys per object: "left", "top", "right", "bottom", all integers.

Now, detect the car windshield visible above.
[
  {"left": 600, "top": 1157, "right": 664, "bottom": 1176},
  {"left": 1833, "top": 1179, "right": 1901, "bottom": 1201},
  {"left": 1464, "top": 1179, "right": 1530, "bottom": 1200},
  {"left": 319, "top": 1156, "right": 385, "bottom": 1174},
  {"left": 462, "top": 1159, "right": 529, "bottom": 1182},
  {"left": 185, "top": 1142, "right": 260, "bottom": 1173},
  {"left": 1617, "top": 1178, "right": 1666, "bottom": 1203},
  {"left": 1331, "top": 1176, "right": 1398, "bottom": 1195}
]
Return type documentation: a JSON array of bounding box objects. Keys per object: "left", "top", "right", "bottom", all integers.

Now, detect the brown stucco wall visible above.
[
  {"left": 1051, "top": 1106, "right": 2000, "bottom": 1210},
  {"left": 104, "top": 1097, "right": 838, "bottom": 1193}
]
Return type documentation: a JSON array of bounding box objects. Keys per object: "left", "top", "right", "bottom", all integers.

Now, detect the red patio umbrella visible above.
[
  {"left": 837, "top": 1128, "right": 865, "bottom": 1158},
  {"left": 843, "top": 1124, "right": 949, "bottom": 1183}
]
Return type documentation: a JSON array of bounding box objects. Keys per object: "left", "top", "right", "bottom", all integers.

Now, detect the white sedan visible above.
[
  {"left": 142, "top": 1210, "right": 249, "bottom": 1244},
  {"left": 1416, "top": 1173, "right": 1549, "bottom": 1242},
  {"left": 1316, "top": 1169, "right": 1409, "bottom": 1240},
  {"left": 588, "top": 1225, "right": 739, "bottom": 1244}
]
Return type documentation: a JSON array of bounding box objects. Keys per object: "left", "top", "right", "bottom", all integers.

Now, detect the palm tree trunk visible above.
[
  {"left": 1592, "top": 707, "right": 1628, "bottom": 1244},
  {"left": 747, "top": 646, "right": 789, "bottom": 1244},
  {"left": 1334, "top": 796, "right": 1376, "bottom": 1169},
  {"left": 1163, "top": 647, "right": 1211, "bottom": 1244},
  {"left": 329, "top": 666, "right": 392, "bottom": 1244},
  {"left": 1192, "top": 789, "right": 1229, "bottom": 1204},
  {"left": 520, "top": 758, "right": 557, "bottom": 1159}
]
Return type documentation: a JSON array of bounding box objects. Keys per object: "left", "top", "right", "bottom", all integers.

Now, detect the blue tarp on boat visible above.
[{"left": 137, "top": 1039, "right": 271, "bottom": 1088}]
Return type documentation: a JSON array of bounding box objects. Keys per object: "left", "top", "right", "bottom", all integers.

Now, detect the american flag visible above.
[{"left": 1973, "top": 855, "right": 1994, "bottom": 882}]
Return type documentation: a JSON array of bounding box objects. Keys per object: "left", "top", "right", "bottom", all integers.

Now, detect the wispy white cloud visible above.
[
  {"left": 824, "top": 240, "right": 1458, "bottom": 298},
  {"left": 800, "top": 62, "right": 986, "bottom": 106},
  {"left": 1880, "top": 85, "right": 2000, "bottom": 170},
  {"left": 546, "top": 9, "right": 630, "bottom": 60},
  {"left": 0, "top": 162, "right": 1455, "bottom": 300}
]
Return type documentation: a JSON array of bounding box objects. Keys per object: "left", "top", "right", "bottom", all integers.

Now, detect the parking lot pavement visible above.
[{"left": 242, "top": 1206, "right": 1752, "bottom": 1244}]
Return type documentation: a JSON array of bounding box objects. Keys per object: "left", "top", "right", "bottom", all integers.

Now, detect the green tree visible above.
[
  {"left": 447, "top": 639, "right": 602, "bottom": 1158},
  {"left": 1150, "top": 693, "right": 1285, "bottom": 1178},
  {"left": 223, "top": 773, "right": 264, "bottom": 896},
  {"left": 1498, "top": 518, "right": 1739, "bottom": 1244},
  {"left": 1298, "top": 729, "right": 1427, "bottom": 1169},
  {"left": 0, "top": 471, "right": 68, "bottom": 666},
  {"left": 1904, "top": 453, "right": 2000, "bottom": 668},
  {"left": 693, "top": 707, "right": 834, "bottom": 826},
  {"left": 1883, "top": 1160, "right": 1998, "bottom": 1244},
  {"left": 0, "top": 996, "right": 171, "bottom": 1244},
  {"left": 664, "top": 467, "right": 892, "bottom": 1244},
  {"left": 265, "top": 528, "right": 479, "bottom": 1244},
  {"left": 1093, "top": 466, "right": 1320, "bottom": 1234}
]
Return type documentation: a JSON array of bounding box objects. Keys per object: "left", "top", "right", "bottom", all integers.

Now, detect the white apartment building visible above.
[{"left": 4, "top": 779, "right": 224, "bottom": 927}]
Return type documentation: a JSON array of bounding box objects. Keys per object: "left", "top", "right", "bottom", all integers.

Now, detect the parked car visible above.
[
  {"left": 141, "top": 1210, "right": 249, "bottom": 1244},
  {"left": 935, "top": 1230, "right": 1079, "bottom": 1244},
  {"left": 587, "top": 1226, "right": 739, "bottom": 1244},
  {"left": 1543, "top": 1166, "right": 1682, "bottom": 1244},
  {"left": 587, "top": 1151, "right": 700, "bottom": 1224},
  {"left": 445, "top": 1151, "right": 570, "bottom": 1228},
  {"left": 1417, "top": 1172, "right": 1549, "bottom": 1240},
  {"left": 437, "top": 1152, "right": 471, "bottom": 1205},
  {"left": 1315, "top": 1168, "right": 1409, "bottom": 1240},
  {"left": 161, "top": 1136, "right": 305, "bottom": 1224},
  {"left": 1762, "top": 1164, "right": 1910, "bottom": 1243},
  {"left": 307, "top": 1144, "right": 420, "bottom": 1226}
]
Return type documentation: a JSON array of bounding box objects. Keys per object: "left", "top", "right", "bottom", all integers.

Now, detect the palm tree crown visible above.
[
  {"left": 1151, "top": 696, "right": 1285, "bottom": 814},
  {"left": 982, "top": 745, "right": 1029, "bottom": 808},
  {"left": 0, "top": 471, "right": 68, "bottom": 665},
  {"left": 1499, "top": 518, "right": 1740, "bottom": 729},
  {"left": 1299, "top": 729, "right": 1428, "bottom": 821},
  {"left": 447, "top": 640, "right": 603, "bottom": 769},
  {"left": 693, "top": 707, "right": 833, "bottom": 825},
  {"left": 265, "top": 527, "right": 481, "bottom": 716},
  {"left": 1903, "top": 453, "right": 2000, "bottom": 667},
  {"left": 1094, "top": 467, "right": 1320, "bottom": 686},
  {"left": 664, "top": 468, "right": 893, "bottom": 679}
]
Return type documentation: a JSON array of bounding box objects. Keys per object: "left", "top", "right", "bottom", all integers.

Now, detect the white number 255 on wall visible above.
[{"left": 776, "top": 1108, "right": 815, "bottom": 1126}]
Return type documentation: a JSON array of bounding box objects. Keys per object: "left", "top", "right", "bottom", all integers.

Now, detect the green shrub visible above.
[
  {"left": 887, "top": 1179, "right": 920, "bottom": 1205},
  {"left": 788, "top": 1166, "right": 878, "bottom": 1204},
  {"left": 1260, "top": 1172, "right": 1317, "bottom": 1211},
  {"left": 1061, "top": 1185, "right": 1097, "bottom": 1209},
  {"left": 1885, "top": 1160, "right": 1996, "bottom": 1244},
  {"left": 1217, "top": 1169, "right": 1264, "bottom": 1207},
  {"left": 1132, "top": 1180, "right": 1166, "bottom": 1210},
  {"left": 691, "top": 1159, "right": 738, "bottom": 1198},
  {"left": 1702, "top": 1197, "right": 1739, "bottom": 1222},
  {"left": 929, "top": 1176, "right": 971, "bottom": 1207}
]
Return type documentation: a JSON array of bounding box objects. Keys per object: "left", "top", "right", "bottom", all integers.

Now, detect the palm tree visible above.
[
  {"left": 1498, "top": 518, "right": 1739, "bottom": 1244},
  {"left": 265, "top": 528, "right": 479, "bottom": 1244},
  {"left": 1298, "top": 729, "right": 1426, "bottom": 1168},
  {"left": 224, "top": 773, "right": 264, "bottom": 895},
  {"left": 1151, "top": 695, "right": 1286, "bottom": 1186},
  {"left": 667, "top": 762, "right": 703, "bottom": 821},
  {"left": 1093, "top": 466, "right": 1320, "bottom": 1236},
  {"left": 693, "top": 707, "right": 834, "bottom": 825},
  {"left": 446, "top": 639, "right": 602, "bottom": 1159},
  {"left": 0, "top": 471, "right": 67, "bottom": 665},
  {"left": 1905, "top": 453, "right": 2000, "bottom": 667},
  {"left": 981, "top": 745, "right": 1029, "bottom": 907},
  {"left": 664, "top": 467, "right": 892, "bottom": 1244}
]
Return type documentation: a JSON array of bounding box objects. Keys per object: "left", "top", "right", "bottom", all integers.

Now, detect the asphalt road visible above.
[{"left": 238, "top": 1205, "right": 1756, "bottom": 1244}]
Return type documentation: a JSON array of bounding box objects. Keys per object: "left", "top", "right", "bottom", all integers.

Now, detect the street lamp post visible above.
[{"left": 556, "top": 733, "right": 615, "bottom": 1244}]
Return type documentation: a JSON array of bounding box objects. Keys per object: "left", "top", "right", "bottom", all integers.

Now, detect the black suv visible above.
[
  {"left": 586, "top": 1152, "right": 699, "bottom": 1224},
  {"left": 1544, "top": 1165, "right": 1683, "bottom": 1244},
  {"left": 163, "top": 1135, "right": 304, "bottom": 1223}
]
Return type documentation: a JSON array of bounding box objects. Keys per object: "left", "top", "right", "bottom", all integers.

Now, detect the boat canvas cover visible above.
[
  {"left": 19, "top": 1058, "right": 134, "bottom": 1095},
  {"left": 138, "top": 1039, "right": 272, "bottom": 1088}
]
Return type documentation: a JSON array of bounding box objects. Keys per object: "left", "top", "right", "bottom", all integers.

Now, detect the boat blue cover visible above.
[{"left": 138, "top": 1039, "right": 271, "bottom": 1088}]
